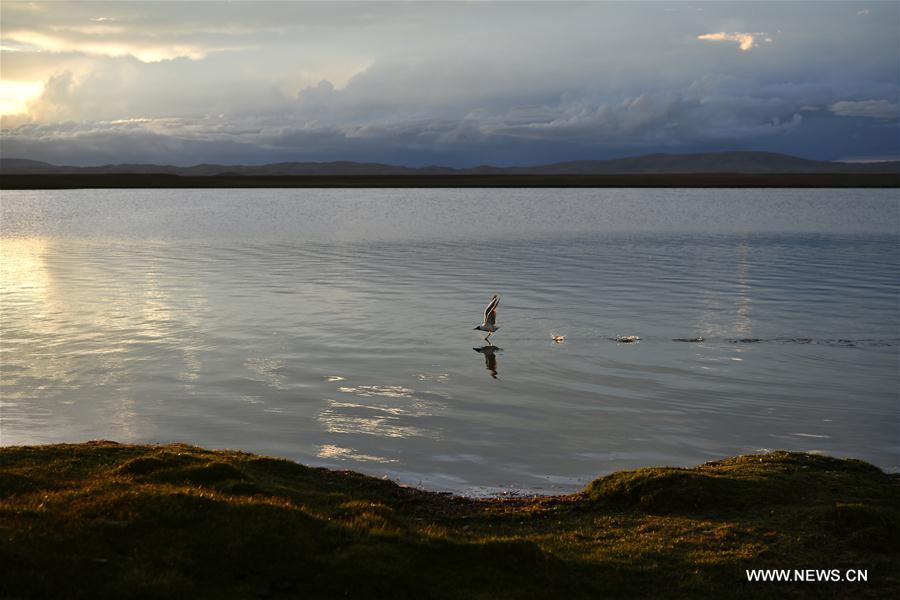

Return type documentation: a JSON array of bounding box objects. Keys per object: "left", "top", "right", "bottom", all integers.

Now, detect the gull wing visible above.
[{"left": 483, "top": 294, "right": 500, "bottom": 326}]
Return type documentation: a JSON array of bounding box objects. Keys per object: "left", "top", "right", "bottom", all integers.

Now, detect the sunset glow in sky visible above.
[{"left": 1, "top": 1, "right": 898, "bottom": 166}]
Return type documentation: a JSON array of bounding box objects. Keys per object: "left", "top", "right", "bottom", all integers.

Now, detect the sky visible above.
[{"left": 1, "top": 1, "right": 898, "bottom": 167}]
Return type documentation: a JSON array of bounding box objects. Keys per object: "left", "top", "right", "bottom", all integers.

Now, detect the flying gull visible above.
[{"left": 474, "top": 294, "right": 500, "bottom": 344}]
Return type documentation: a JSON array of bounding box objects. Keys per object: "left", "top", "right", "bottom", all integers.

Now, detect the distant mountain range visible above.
[{"left": 2, "top": 152, "right": 899, "bottom": 176}]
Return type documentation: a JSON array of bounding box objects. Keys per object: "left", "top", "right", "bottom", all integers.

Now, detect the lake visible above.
[{"left": 1, "top": 188, "right": 898, "bottom": 494}]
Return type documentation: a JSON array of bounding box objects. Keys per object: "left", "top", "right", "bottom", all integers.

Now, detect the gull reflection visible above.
[{"left": 474, "top": 345, "right": 501, "bottom": 379}]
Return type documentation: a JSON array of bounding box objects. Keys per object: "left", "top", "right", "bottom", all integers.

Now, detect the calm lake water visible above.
[{"left": 2, "top": 188, "right": 898, "bottom": 494}]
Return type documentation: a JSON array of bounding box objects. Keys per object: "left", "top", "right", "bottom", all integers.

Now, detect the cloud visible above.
[
  {"left": 829, "top": 99, "right": 899, "bottom": 120},
  {"left": 0, "top": 79, "right": 43, "bottom": 115},
  {"left": 2, "top": 2, "right": 897, "bottom": 164},
  {"left": 479, "top": 90, "right": 804, "bottom": 146},
  {"left": 0, "top": 77, "right": 811, "bottom": 166},
  {"left": 697, "top": 32, "right": 772, "bottom": 51},
  {"left": 857, "top": 9, "right": 870, "bottom": 17},
  {"left": 14, "top": 59, "right": 293, "bottom": 122},
  {"left": 2, "top": 29, "right": 217, "bottom": 62}
]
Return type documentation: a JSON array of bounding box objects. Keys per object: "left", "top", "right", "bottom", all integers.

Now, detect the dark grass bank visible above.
[
  {"left": 2, "top": 173, "right": 899, "bottom": 188},
  {"left": 1, "top": 443, "right": 898, "bottom": 599}
]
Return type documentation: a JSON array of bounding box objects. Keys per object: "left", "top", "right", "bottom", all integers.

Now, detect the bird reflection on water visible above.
[{"left": 473, "top": 345, "right": 500, "bottom": 379}]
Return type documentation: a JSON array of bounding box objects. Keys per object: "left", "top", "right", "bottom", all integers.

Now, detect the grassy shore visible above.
[{"left": 1, "top": 443, "right": 898, "bottom": 598}]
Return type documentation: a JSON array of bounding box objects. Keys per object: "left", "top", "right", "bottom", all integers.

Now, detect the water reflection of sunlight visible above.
[
  {"left": 318, "top": 402, "right": 435, "bottom": 438},
  {"left": 0, "top": 237, "right": 76, "bottom": 401},
  {"left": 0, "top": 238, "right": 142, "bottom": 440},
  {"left": 137, "top": 250, "right": 206, "bottom": 388},
  {"left": 734, "top": 242, "right": 752, "bottom": 336},
  {"left": 0, "top": 237, "right": 51, "bottom": 307},
  {"left": 316, "top": 383, "right": 444, "bottom": 439},
  {"left": 337, "top": 385, "right": 413, "bottom": 398},
  {"left": 317, "top": 444, "right": 398, "bottom": 464},
  {"left": 416, "top": 372, "right": 449, "bottom": 383},
  {"left": 697, "top": 241, "right": 754, "bottom": 339},
  {"left": 245, "top": 357, "right": 287, "bottom": 389},
  {"left": 0, "top": 237, "right": 212, "bottom": 442},
  {"left": 693, "top": 241, "right": 754, "bottom": 368}
]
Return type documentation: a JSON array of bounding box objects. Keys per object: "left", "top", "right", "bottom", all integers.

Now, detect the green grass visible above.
[{"left": 1, "top": 442, "right": 898, "bottom": 598}]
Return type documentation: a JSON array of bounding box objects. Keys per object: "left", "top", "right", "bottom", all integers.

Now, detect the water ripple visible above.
[{"left": 1, "top": 189, "right": 897, "bottom": 493}]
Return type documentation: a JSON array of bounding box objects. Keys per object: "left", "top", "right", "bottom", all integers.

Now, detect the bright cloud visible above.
[
  {"left": 697, "top": 32, "right": 772, "bottom": 51},
  {"left": 829, "top": 99, "right": 899, "bottom": 120},
  {"left": 0, "top": 80, "right": 44, "bottom": 115},
  {"left": 3, "top": 29, "right": 214, "bottom": 62}
]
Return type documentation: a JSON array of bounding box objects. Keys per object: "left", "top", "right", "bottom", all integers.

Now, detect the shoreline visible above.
[
  {"left": 2, "top": 172, "right": 899, "bottom": 189},
  {"left": 3, "top": 441, "right": 898, "bottom": 597}
]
